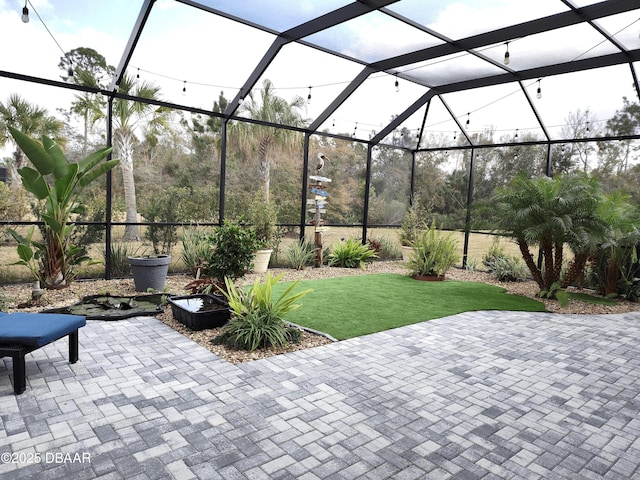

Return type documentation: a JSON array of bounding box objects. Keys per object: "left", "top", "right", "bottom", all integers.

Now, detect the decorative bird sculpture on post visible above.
[{"left": 316, "top": 153, "right": 327, "bottom": 174}]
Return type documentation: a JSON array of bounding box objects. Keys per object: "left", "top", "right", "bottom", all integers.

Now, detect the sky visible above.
[{"left": 1, "top": 0, "right": 639, "bottom": 157}]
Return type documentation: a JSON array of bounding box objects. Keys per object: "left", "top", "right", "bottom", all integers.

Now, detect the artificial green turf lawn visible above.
[
  {"left": 272, "top": 273, "right": 547, "bottom": 340},
  {"left": 567, "top": 291, "right": 619, "bottom": 306}
]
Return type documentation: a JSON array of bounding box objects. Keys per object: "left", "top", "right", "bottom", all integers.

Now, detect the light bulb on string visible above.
[
  {"left": 182, "top": 80, "right": 187, "bottom": 96},
  {"left": 65, "top": 55, "right": 74, "bottom": 78},
  {"left": 307, "top": 86, "right": 312, "bottom": 104},
  {"left": 536, "top": 79, "right": 542, "bottom": 99},
  {"left": 465, "top": 113, "right": 470, "bottom": 126},
  {"left": 503, "top": 41, "right": 510, "bottom": 65},
  {"left": 394, "top": 74, "right": 399, "bottom": 93},
  {"left": 515, "top": 129, "right": 519, "bottom": 140},
  {"left": 21, "top": 0, "right": 29, "bottom": 23},
  {"left": 136, "top": 68, "right": 140, "bottom": 79}
]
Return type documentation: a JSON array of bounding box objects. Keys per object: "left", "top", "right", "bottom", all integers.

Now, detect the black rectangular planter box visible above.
[{"left": 168, "top": 294, "right": 230, "bottom": 331}]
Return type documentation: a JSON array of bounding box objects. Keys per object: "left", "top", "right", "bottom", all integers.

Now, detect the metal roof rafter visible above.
[
  {"left": 109, "top": 0, "right": 156, "bottom": 91},
  {"left": 370, "top": 0, "right": 639, "bottom": 73},
  {"left": 379, "top": 7, "right": 517, "bottom": 84},
  {"left": 224, "top": 0, "right": 398, "bottom": 118}
]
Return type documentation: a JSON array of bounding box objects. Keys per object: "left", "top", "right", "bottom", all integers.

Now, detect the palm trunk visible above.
[
  {"left": 43, "top": 228, "right": 66, "bottom": 289},
  {"left": 117, "top": 133, "right": 140, "bottom": 241},
  {"left": 518, "top": 238, "right": 544, "bottom": 289},
  {"left": 541, "top": 236, "right": 555, "bottom": 290},
  {"left": 9, "top": 150, "right": 24, "bottom": 189},
  {"left": 258, "top": 136, "right": 272, "bottom": 202},
  {"left": 562, "top": 252, "right": 589, "bottom": 289}
]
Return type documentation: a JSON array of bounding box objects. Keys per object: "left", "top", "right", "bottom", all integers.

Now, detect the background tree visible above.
[
  {"left": 59, "top": 47, "right": 115, "bottom": 86},
  {"left": 0, "top": 94, "right": 65, "bottom": 187},
  {"left": 558, "top": 109, "right": 598, "bottom": 173},
  {"left": 595, "top": 98, "right": 640, "bottom": 191},
  {"left": 59, "top": 48, "right": 115, "bottom": 157},
  {"left": 231, "top": 79, "right": 307, "bottom": 202},
  {"left": 112, "top": 73, "right": 170, "bottom": 240}
]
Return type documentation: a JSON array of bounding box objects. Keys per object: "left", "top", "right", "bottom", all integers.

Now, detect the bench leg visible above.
[
  {"left": 12, "top": 351, "right": 27, "bottom": 395},
  {"left": 69, "top": 330, "right": 79, "bottom": 364}
]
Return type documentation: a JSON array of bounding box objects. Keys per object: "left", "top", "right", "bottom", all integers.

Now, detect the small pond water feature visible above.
[
  {"left": 43, "top": 294, "right": 168, "bottom": 320},
  {"left": 169, "top": 296, "right": 227, "bottom": 313},
  {"left": 168, "top": 294, "right": 230, "bottom": 330}
]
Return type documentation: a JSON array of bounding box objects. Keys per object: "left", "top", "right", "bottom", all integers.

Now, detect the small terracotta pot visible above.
[{"left": 412, "top": 274, "right": 445, "bottom": 282}]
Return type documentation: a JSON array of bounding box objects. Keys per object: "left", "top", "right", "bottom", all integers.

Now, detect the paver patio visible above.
[{"left": 1, "top": 310, "right": 639, "bottom": 479}]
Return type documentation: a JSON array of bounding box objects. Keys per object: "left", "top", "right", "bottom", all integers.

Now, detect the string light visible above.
[
  {"left": 465, "top": 113, "right": 470, "bottom": 126},
  {"left": 307, "top": 86, "right": 312, "bottom": 104},
  {"left": 136, "top": 68, "right": 140, "bottom": 79},
  {"left": 514, "top": 129, "right": 519, "bottom": 139},
  {"left": 536, "top": 79, "right": 542, "bottom": 99},
  {"left": 182, "top": 80, "right": 187, "bottom": 96},
  {"left": 394, "top": 74, "right": 399, "bottom": 93},
  {"left": 21, "top": 0, "right": 29, "bottom": 23},
  {"left": 353, "top": 122, "right": 358, "bottom": 138},
  {"left": 503, "top": 41, "right": 510, "bottom": 65}
]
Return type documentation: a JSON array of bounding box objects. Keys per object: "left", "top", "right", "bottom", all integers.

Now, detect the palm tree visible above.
[
  {"left": 112, "top": 73, "right": 170, "bottom": 240},
  {"left": 0, "top": 94, "right": 65, "bottom": 187},
  {"left": 231, "top": 79, "right": 307, "bottom": 202},
  {"left": 485, "top": 173, "right": 605, "bottom": 294},
  {"left": 70, "top": 69, "right": 106, "bottom": 156}
]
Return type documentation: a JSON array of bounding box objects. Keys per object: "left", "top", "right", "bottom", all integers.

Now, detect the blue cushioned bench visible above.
[{"left": 0, "top": 312, "right": 86, "bottom": 395}]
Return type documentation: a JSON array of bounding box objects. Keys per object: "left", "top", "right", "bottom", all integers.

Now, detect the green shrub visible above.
[
  {"left": 283, "top": 238, "right": 315, "bottom": 270},
  {"left": 405, "top": 222, "right": 459, "bottom": 277},
  {"left": 399, "top": 205, "right": 426, "bottom": 246},
  {"left": 328, "top": 238, "right": 378, "bottom": 269},
  {"left": 465, "top": 257, "right": 479, "bottom": 272},
  {"left": 245, "top": 191, "right": 278, "bottom": 248},
  {"left": 202, "top": 219, "right": 260, "bottom": 282},
  {"left": 102, "top": 242, "right": 146, "bottom": 278},
  {"left": 483, "top": 237, "right": 507, "bottom": 270},
  {"left": 489, "top": 255, "right": 529, "bottom": 282},
  {"left": 213, "top": 273, "right": 312, "bottom": 351},
  {"left": 139, "top": 186, "right": 192, "bottom": 255},
  {"left": 367, "top": 236, "right": 402, "bottom": 260},
  {"left": 181, "top": 227, "right": 214, "bottom": 276}
]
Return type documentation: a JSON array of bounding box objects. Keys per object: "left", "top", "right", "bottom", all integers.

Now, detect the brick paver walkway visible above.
[{"left": 1, "top": 311, "right": 640, "bottom": 479}]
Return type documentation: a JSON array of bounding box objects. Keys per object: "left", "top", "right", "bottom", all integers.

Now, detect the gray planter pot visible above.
[{"left": 128, "top": 255, "right": 171, "bottom": 292}]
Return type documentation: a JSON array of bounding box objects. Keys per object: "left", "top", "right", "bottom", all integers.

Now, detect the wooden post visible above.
[
  {"left": 308, "top": 175, "right": 331, "bottom": 268},
  {"left": 314, "top": 230, "right": 323, "bottom": 267}
]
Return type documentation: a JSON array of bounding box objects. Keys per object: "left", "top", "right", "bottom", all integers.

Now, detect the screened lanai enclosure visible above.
[{"left": 1, "top": 0, "right": 640, "bottom": 281}]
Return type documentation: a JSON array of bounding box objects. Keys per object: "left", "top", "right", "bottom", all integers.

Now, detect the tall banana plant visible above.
[{"left": 8, "top": 126, "right": 120, "bottom": 289}]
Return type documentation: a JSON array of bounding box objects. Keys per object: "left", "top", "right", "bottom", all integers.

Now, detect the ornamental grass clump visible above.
[
  {"left": 328, "top": 238, "right": 378, "bottom": 269},
  {"left": 213, "top": 273, "right": 313, "bottom": 352},
  {"left": 405, "top": 221, "right": 459, "bottom": 278},
  {"left": 282, "top": 238, "right": 315, "bottom": 270}
]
